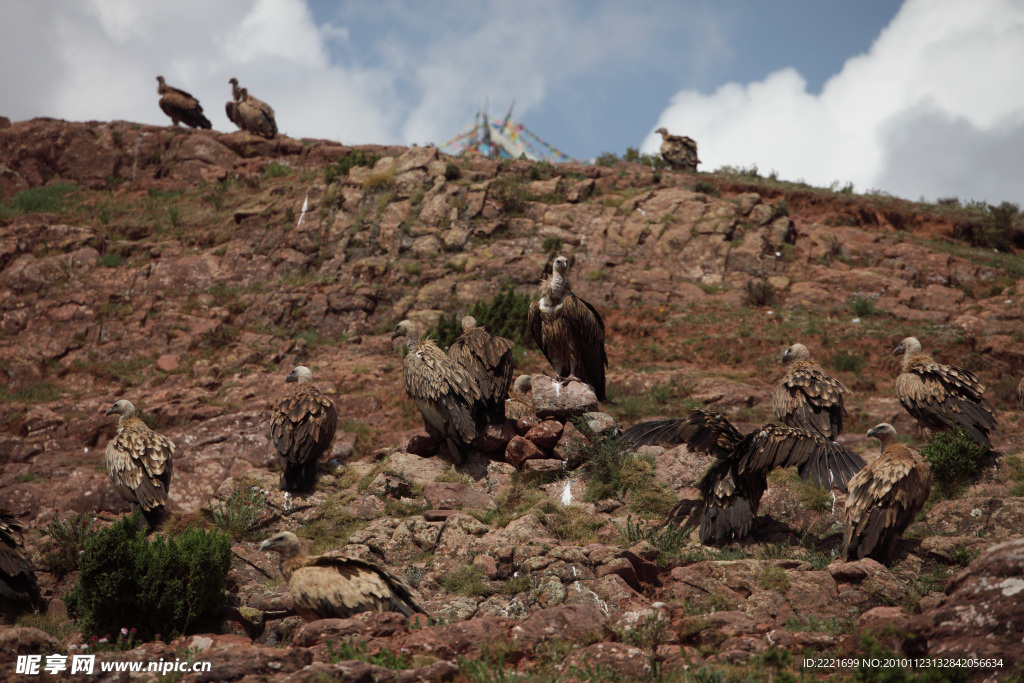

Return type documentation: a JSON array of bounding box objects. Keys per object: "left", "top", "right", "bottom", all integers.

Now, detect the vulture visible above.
[
  {"left": 622, "top": 409, "right": 866, "bottom": 543},
  {"left": 505, "top": 375, "right": 535, "bottom": 421},
  {"left": 655, "top": 127, "right": 700, "bottom": 172},
  {"left": 225, "top": 77, "right": 243, "bottom": 129},
  {"left": 270, "top": 366, "right": 338, "bottom": 492},
  {"left": 893, "top": 337, "right": 996, "bottom": 448},
  {"left": 0, "top": 507, "right": 39, "bottom": 608},
  {"left": 155, "top": 76, "right": 211, "bottom": 129},
  {"left": 448, "top": 316, "right": 515, "bottom": 425},
  {"left": 1017, "top": 375, "right": 1024, "bottom": 414},
  {"left": 233, "top": 86, "right": 278, "bottom": 139},
  {"left": 528, "top": 256, "right": 608, "bottom": 401},
  {"left": 392, "top": 320, "right": 481, "bottom": 465},
  {"left": 261, "top": 531, "right": 425, "bottom": 620},
  {"left": 772, "top": 343, "right": 849, "bottom": 439},
  {"left": 843, "top": 424, "right": 931, "bottom": 564},
  {"left": 105, "top": 400, "right": 174, "bottom": 530}
]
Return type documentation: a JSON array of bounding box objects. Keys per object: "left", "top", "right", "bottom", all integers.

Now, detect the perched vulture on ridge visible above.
[
  {"left": 156, "top": 76, "right": 211, "bottom": 129},
  {"left": 105, "top": 400, "right": 174, "bottom": 530},
  {"left": 528, "top": 256, "right": 608, "bottom": 401},
  {"left": 0, "top": 507, "right": 39, "bottom": 608},
  {"left": 270, "top": 366, "right": 338, "bottom": 492},
  {"left": 505, "top": 375, "right": 535, "bottom": 421},
  {"left": 843, "top": 423, "right": 931, "bottom": 564},
  {"left": 893, "top": 336, "right": 996, "bottom": 448},
  {"left": 232, "top": 86, "right": 278, "bottom": 139},
  {"left": 226, "top": 77, "right": 243, "bottom": 129},
  {"left": 655, "top": 127, "right": 700, "bottom": 172},
  {"left": 392, "top": 320, "right": 481, "bottom": 465},
  {"left": 772, "top": 343, "right": 848, "bottom": 439},
  {"left": 448, "top": 316, "right": 515, "bottom": 425},
  {"left": 261, "top": 531, "right": 425, "bottom": 620},
  {"left": 622, "top": 409, "right": 865, "bottom": 543}
]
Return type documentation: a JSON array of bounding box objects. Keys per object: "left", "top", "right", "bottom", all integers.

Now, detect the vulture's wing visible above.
[
  {"left": 621, "top": 409, "right": 744, "bottom": 459},
  {"left": 105, "top": 419, "right": 174, "bottom": 510},
  {"left": 563, "top": 293, "right": 607, "bottom": 401},
  {"left": 733, "top": 424, "right": 865, "bottom": 491},
  {"left": 404, "top": 341, "right": 479, "bottom": 443},
  {"left": 528, "top": 299, "right": 558, "bottom": 372},
  {"left": 291, "top": 556, "right": 426, "bottom": 619},
  {"left": 448, "top": 327, "right": 514, "bottom": 415},
  {"left": 505, "top": 391, "right": 534, "bottom": 420},
  {"left": 160, "top": 89, "right": 212, "bottom": 129},
  {"left": 772, "top": 361, "right": 848, "bottom": 439},
  {"left": 896, "top": 363, "right": 996, "bottom": 446},
  {"left": 226, "top": 101, "right": 240, "bottom": 127},
  {"left": 843, "top": 447, "right": 931, "bottom": 561},
  {"left": 0, "top": 508, "right": 33, "bottom": 578},
  {"left": 271, "top": 385, "right": 338, "bottom": 466},
  {"left": 697, "top": 458, "right": 766, "bottom": 543}
]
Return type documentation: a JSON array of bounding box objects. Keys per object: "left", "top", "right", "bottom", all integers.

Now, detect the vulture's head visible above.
[
  {"left": 867, "top": 423, "right": 899, "bottom": 449},
  {"left": 286, "top": 366, "right": 313, "bottom": 384},
  {"left": 513, "top": 375, "right": 532, "bottom": 393},
  {"left": 655, "top": 127, "right": 668, "bottom": 138},
  {"left": 105, "top": 399, "right": 137, "bottom": 419},
  {"left": 229, "top": 77, "right": 238, "bottom": 86},
  {"left": 461, "top": 316, "right": 478, "bottom": 333},
  {"left": 782, "top": 343, "right": 810, "bottom": 364},
  {"left": 391, "top": 320, "right": 418, "bottom": 345},
  {"left": 552, "top": 256, "right": 569, "bottom": 276},
  {"left": 155, "top": 76, "right": 166, "bottom": 92},
  {"left": 893, "top": 337, "right": 922, "bottom": 358},
  {"left": 260, "top": 531, "right": 302, "bottom": 559}
]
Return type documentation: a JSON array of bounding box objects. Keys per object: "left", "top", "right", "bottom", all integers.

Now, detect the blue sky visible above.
[{"left": 1, "top": 1, "right": 1021, "bottom": 204}]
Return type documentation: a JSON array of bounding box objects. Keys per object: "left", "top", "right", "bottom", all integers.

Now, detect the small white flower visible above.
[
  {"left": 98, "top": 638, "right": 108, "bottom": 644},
  {"left": 69, "top": 645, "right": 77, "bottom": 651},
  {"left": 766, "top": 310, "right": 773, "bottom": 315},
  {"left": 851, "top": 318, "right": 861, "bottom": 324},
  {"left": 775, "top": 251, "right": 782, "bottom": 257},
  {"left": 121, "top": 627, "right": 129, "bottom": 636}
]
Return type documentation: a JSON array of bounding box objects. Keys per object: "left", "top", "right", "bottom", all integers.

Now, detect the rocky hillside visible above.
[{"left": 2, "top": 117, "right": 1024, "bottom": 681}]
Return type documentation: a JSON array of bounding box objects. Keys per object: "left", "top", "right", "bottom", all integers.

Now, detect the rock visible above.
[
  {"left": 532, "top": 375, "right": 598, "bottom": 419},
  {"left": 291, "top": 618, "right": 364, "bottom": 647},
  {"left": 922, "top": 497, "right": 1024, "bottom": 542},
  {"left": 565, "top": 642, "right": 651, "bottom": 679},
  {"left": 471, "top": 421, "right": 516, "bottom": 454},
  {"left": 367, "top": 474, "right": 413, "bottom": 499},
  {"left": 515, "top": 415, "right": 540, "bottom": 436},
  {"left": 523, "top": 459, "right": 565, "bottom": 473},
  {"left": 403, "top": 431, "right": 442, "bottom": 457},
  {"left": 423, "top": 482, "right": 497, "bottom": 510},
  {"left": 0, "top": 627, "right": 61, "bottom": 666},
  {"left": 156, "top": 353, "right": 180, "bottom": 372},
  {"left": 524, "top": 420, "right": 564, "bottom": 449},
  {"left": 511, "top": 605, "right": 610, "bottom": 647},
  {"left": 584, "top": 412, "right": 617, "bottom": 435},
  {"left": 505, "top": 436, "right": 544, "bottom": 469},
  {"left": 553, "top": 421, "right": 589, "bottom": 466}
]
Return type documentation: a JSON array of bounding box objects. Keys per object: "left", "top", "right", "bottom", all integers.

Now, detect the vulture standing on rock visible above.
[
  {"left": 392, "top": 320, "right": 481, "bottom": 464},
  {"left": 261, "top": 531, "right": 425, "bottom": 620},
  {"left": 156, "top": 76, "right": 211, "bottom": 129},
  {"left": 225, "top": 77, "right": 243, "bottom": 129},
  {"left": 104, "top": 400, "right": 174, "bottom": 530},
  {"left": 772, "top": 343, "right": 849, "bottom": 439},
  {"left": 0, "top": 507, "right": 39, "bottom": 609},
  {"left": 448, "top": 316, "right": 515, "bottom": 425},
  {"left": 655, "top": 127, "right": 700, "bottom": 172},
  {"left": 622, "top": 409, "right": 866, "bottom": 543},
  {"left": 893, "top": 337, "right": 996, "bottom": 448},
  {"left": 231, "top": 86, "right": 278, "bottom": 139},
  {"left": 529, "top": 256, "right": 608, "bottom": 401},
  {"left": 271, "top": 366, "right": 338, "bottom": 492},
  {"left": 843, "top": 424, "right": 931, "bottom": 564},
  {"left": 505, "top": 375, "right": 535, "bottom": 420}
]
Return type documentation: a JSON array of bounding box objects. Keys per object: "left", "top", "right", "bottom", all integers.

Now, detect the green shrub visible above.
[
  {"left": 623, "top": 147, "right": 667, "bottom": 170},
  {"left": 210, "top": 481, "right": 269, "bottom": 541},
  {"left": 757, "top": 566, "right": 790, "bottom": 593},
  {"left": 42, "top": 512, "right": 96, "bottom": 577},
  {"left": 921, "top": 427, "right": 987, "bottom": 498},
  {"left": 850, "top": 295, "right": 879, "bottom": 317},
  {"left": 489, "top": 175, "right": 528, "bottom": 215},
  {"left": 694, "top": 180, "right": 720, "bottom": 197},
  {"left": 0, "top": 183, "right": 76, "bottom": 219},
  {"left": 619, "top": 516, "right": 688, "bottom": 559},
  {"left": 770, "top": 200, "right": 790, "bottom": 219},
  {"left": 439, "top": 565, "right": 488, "bottom": 597},
  {"left": 324, "top": 151, "right": 381, "bottom": 184},
  {"left": 595, "top": 152, "right": 620, "bottom": 167},
  {"left": 99, "top": 252, "right": 126, "bottom": 268},
  {"left": 953, "top": 201, "right": 1023, "bottom": 252},
  {"left": 830, "top": 351, "right": 867, "bottom": 373},
  {"left": 426, "top": 286, "right": 536, "bottom": 350},
  {"left": 546, "top": 506, "right": 605, "bottom": 542},
  {"left": 743, "top": 280, "right": 776, "bottom": 307},
  {"left": 263, "top": 161, "right": 292, "bottom": 178},
  {"left": 65, "top": 512, "right": 231, "bottom": 641},
  {"left": 443, "top": 162, "right": 461, "bottom": 181},
  {"left": 541, "top": 236, "right": 562, "bottom": 255}
]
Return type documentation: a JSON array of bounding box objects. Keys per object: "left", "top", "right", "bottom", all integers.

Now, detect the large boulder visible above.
[{"left": 532, "top": 375, "right": 598, "bottom": 419}]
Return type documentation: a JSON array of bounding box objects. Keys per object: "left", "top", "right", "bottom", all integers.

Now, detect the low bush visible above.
[
  {"left": 210, "top": 481, "right": 270, "bottom": 541},
  {"left": 830, "top": 351, "right": 867, "bottom": 373},
  {"left": 65, "top": 512, "right": 231, "bottom": 641},
  {"left": 426, "top": 287, "right": 535, "bottom": 350},
  {"left": 324, "top": 151, "right": 381, "bottom": 185},
  {"left": 743, "top": 280, "right": 776, "bottom": 307},
  {"left": 0, "top": 183, "right": 76, "bottom": 220},
  {"left": 920, "top": 427, "right": 987, "bottom": 498},
  {"left": 42, "top": 512, "right": 95, "bottom": 577},
  {"left": 489, "top": 175, "right": 528, "bottom": 215}
]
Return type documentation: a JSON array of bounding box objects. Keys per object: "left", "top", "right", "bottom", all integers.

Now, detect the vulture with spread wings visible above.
[{"left": 622, "top": 409, "right": 865, "bottom": 543}]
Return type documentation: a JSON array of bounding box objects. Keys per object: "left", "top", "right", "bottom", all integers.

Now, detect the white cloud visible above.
[{"left": 644, "top": 0, "right": 1024, "bottom": 205}]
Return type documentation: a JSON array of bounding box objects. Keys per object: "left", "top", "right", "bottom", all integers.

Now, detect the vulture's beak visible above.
[
  {"left": 285, "top": 371, "right": 296, "bottom": 384},
  {"left": 782, "top": 350, "right": 790, "bottom": 363},
  {"left": 893, "top": 342, "right": 904, "bottom": 357},
  {"left": 390, "top": 330, "right": 401, "bottom": 342},
  {"left": 105, "top": 406, "right": 116, "bottom": 416},
  {"left": 260, "top": 538, "right": 273, "bottom": 551},
  {"left": 866, "top": 426, "right": 878, "bottom": 439}
]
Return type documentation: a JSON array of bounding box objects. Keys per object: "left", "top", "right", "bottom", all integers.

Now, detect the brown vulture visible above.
[
  {"left": 1017, "top": 375, "right": 1024, "bottom": 414},
  {"left": 155, "top": 76, "right": 211, "bottom": 129},
  {"left": 655, "top": 127, "right": 700, "bottom": 172},
  {"left": 261, "top": 531, "right": 425, "bottom": 620},
  {"left": 528, "top": 256, "right": 608, "bottom": 401},
  {"left": 105, "top": 400, "right": 174, "bottom": 530},
  {"left": 772, "top": 343, "right": 849, "bottom": 439},
  {"left": 226, "top": 77, "right": 243, "bottom": 128},
  {"left": 270, "top": 366, "right": 338, "bottom": 492},
  {"left": 505, "top": 375, "right": 535, "bottom": 420},
  {"left": 893, "top": 336, "right": 996, "bottom": 448},
  {"left": 233, "top": 86, "right": 278, "bottom": 139},
  {"left": 0, "top": 507, "right": 39, "bottom": 609},
  {"left": 448, "top": 316, "right": 515, "bottom": 425},
  {"left": 622, "top": 409, "right": 865, "bottom": 543},
  {"left": 843, "top": 423, "right": 931, "bottom": 564},
  {"left": 392, "top": 320, "right": 481, "bottom": 465}
]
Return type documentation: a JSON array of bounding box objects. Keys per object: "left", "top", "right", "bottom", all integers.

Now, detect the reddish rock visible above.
[
  {"left": 524, "top": 420, "right": 563, "bottom": 449},
  {"left": 423, "top": 482, "right": 497, "bottom": 510},
  {"left": 505, "top": 435, "right": 544, "bottom": 468},
  {"left": 532, "top": 375, "right": 599, "bottom": 419},
  {"left": 553, "top": 421, "right": 589, "bottom": 466},
  {"left": 366, "top": 474, "right": 413, "bottom": 499},
  {"left": 403, "top": 431, "right": 441, "bottom": 457},
  {"left": 471, "top": 421, "right": 516, "bottom": 454},
  {"left": 515, "top": 415, "right": 540, "bottom": 436},
  {"left": 423, "top": 509, "right": 460, "bottom": 521},
  {"left": 292, "top": 618, "right": 366, "bottom": 647},
  {"left": 565, "top": 642, "right": 651, "bottom": 679},
  {"left": 523, "top": 459, "right": 565, "bottom": 473},
  {"left": 0, "top": 627, "right": 61, "bottom": 666},
  {"left": 156, "top": 353, "right": 179, "bottom": 372},
  {"left": 596, "top": 556, "right": 639, "bottom": 589},
  {"left": 510, "top": 604, "right": 610, "bottom": 647}
]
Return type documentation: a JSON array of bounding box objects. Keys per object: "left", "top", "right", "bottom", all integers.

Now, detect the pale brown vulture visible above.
[
  {"left": 156, "top": 76, "right": 211, "bottom": 129},
  {"left": 655, "top": 127, "right": 700, "bottom": 172},
  {"left": 0, "top": 507, "right": 39, "bottom": 608},
  {"left": 772, "top": 343, "right": 848, "bottom": 439},
  {"left": 233, "top": 87, "right": 278, "bottom": 138},
  {"left": 261, "top": 531, "right": 425, "bottom": 620},
  {"left": 226, "top": 77, "right": 243, "bottom": 128},
  {"left": 843, "top": 424, "right": 931, "bottom": 564},
  {"left": 622, "top": 409, "right": 865, "bottom": 543},
  {"left": 270, "top": 366, "right": 338, "bottom": 492},
  {"left": 392, "top": 320, "right": 481, "bottom": 465},
  {"left": 105, "top": 400, "right": 174, "bottom": 530},
  {"left": 893, "top": 337, "right": 996, "bottom": 448},
  {"left": 528, "top": 256, "right": 608, "bottom": 401},
  {"left": 448, "top": 316, "right": 515, "bottom": 425},
  {"left": 505, "top": 375, "right": 535, "bottom": 420}
]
